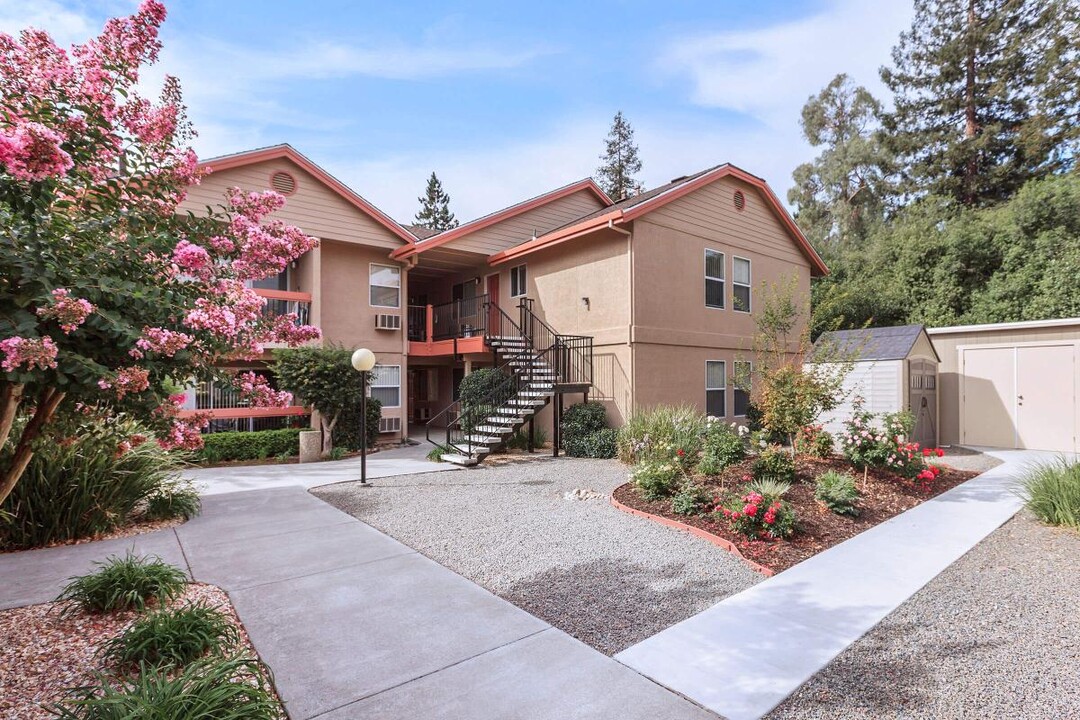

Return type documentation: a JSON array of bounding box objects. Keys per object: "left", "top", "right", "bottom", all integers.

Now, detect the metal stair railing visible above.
[{"left": 517, "top": 299, "right": 594, "bottom": 387}]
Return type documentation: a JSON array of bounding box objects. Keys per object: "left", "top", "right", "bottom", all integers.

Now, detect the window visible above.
[
  {"left": 251, "top": 268, "right": 289, "bottom": 291},
  {"left": 706, "top": 360, "right": 726, "bottom": 417},
  {"left": 510, "top": 265, "right": 527, "bottom": 298},
  {"left": 733, "top": 257, "right": 751, "bottom": 313},
  {"left": 733, "top": 360, "right": 752, "bottom": 417},
  {"left": 705, "top": 249, "right": 724, "bottom": 309},
  {"left": 370, "top": 365, "right": 401, "bottom": 408},
  {"left": 370, "top": 264, "right": 400, "bottom": 308}
]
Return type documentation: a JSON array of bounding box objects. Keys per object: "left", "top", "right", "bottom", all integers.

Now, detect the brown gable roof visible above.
[
  {"left": 404, "top": 224, "right": 440, "bottom": 240},
  {"left": 488, "top": 164, "right": 829, "bottom": 276}
]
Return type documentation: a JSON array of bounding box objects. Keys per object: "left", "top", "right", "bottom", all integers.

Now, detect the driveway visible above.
[{"left": 183, "top": 439, "right": 459, "bottom": 495}]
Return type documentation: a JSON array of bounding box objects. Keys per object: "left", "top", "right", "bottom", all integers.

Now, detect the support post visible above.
[
  {"left": 360, "top": 372, "right": 368, "bottom": 485},
  {"left": 553, "top": 392, "right": 563, "bottom": 458},
  {"left": 527, "top": 417, "right": 535, "bottom": 453}
]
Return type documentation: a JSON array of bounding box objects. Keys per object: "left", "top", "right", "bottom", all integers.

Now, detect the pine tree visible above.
[
  {"left": 881, "top": 0, "right": 1079, "bottom": 207},
  {"left": 788, "top": 74, "right": 892, "bottom": 250},
  {"left": 414, "top": 172, "right": 458, "bottom": 231},
  {"left": 596, "top": 111, "right": 643, "bottom": 200}
]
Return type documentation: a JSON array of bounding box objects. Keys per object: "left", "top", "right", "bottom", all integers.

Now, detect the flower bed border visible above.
[{"left": 609, "top": 487, "right": 775, "bottom": 577}]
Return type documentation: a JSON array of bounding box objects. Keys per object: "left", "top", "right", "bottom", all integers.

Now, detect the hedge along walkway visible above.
[
  {"left": 0, "top": 486, "right": 718, "bottom": 720},
  {"left": 182, "top": 440, "right": 460, "bottom": 495},
  {"left": 616, "top": 449, "right": 1066, "bottom": 720}
]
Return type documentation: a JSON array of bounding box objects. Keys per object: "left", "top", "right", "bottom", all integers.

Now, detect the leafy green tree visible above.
[
  {"left": 272, "top": 347, "right": 372, "bottom": 455},
  {"left": 789, "top": 74, "right": 892, "bottom": 249},
  {"left": 596, "top": 111, "right": 643, "bottom": 200},
  {"left": 881, "top": 0, "right": 1079, "bottom": 207},
  {"left": 414, "top": 172, "right": 458, "bottom": 232}
]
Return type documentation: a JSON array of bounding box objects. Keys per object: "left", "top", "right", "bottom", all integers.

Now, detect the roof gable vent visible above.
[
  {"left": 733, "top": 189, "right": 746, "bottom": 211},
  {"left": 270, "top": 170, "right": 297, "bottom": 196}
]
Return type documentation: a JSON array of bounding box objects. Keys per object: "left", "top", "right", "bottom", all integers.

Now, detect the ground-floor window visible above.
[
  {"left": 733, "top": 360, "right": 752, "bottom": 416},
  {"left": 370, "top": 365, "right": 401, "bottom": 408},
  {"left": 706, "top": 360, "right": 726, "bottom": 417}
]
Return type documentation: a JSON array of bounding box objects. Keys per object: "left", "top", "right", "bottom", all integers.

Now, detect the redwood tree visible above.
[{"left": 0, "top": 1, "right": 320, "bottom": 503}]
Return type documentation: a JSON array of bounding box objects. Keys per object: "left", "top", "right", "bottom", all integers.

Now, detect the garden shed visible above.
[{"left": 809, "top": 324, "right": 940, "bottom": 449}]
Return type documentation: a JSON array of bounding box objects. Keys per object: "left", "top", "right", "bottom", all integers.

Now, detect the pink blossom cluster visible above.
[
  {"left": 221, "top": 188, "right": 318, "bottom": 281},
  {"left": 130, "top": 326, "right": 193, "bottom": 359},
  {"left": 0, "top": 336, "right": 59, "bottom": 372},
  {"left": 236, "top": 371, "right": 293, "bottom": 408},
  {"left": 171, "top": 239, "right": 213, "bottom": 277},
  {"left": 35, "top": 288, "right": 95, "bottom": 333},
  {"left": 158, "top": 415, "right": 209, "bottom": 451},
  {"left": 0, "top": 121, "right": 74, "bottom": 182},
  {"left": 99, "top": 366, "right": 151, "bottom": 398}
]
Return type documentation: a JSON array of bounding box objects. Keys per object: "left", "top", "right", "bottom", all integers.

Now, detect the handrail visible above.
[{"left": 517, "top": 299, "right": 593, "bottom": 387}]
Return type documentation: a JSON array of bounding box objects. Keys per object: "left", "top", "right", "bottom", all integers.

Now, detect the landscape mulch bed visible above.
[
  {"left": 0, "top": 583, "right": 280, "bottom": 720},
  {"left": 613, "top": 457, "right": 978, "bottom": 574},
  {"left": 0, "top": 516, "right": 185, "bottom": 555}
]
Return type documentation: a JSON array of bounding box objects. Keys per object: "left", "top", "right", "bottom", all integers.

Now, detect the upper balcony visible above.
[
  {"left": 254, "top": 288, "right": 312, "bottom": 325},
  {"left": 408, "top": 294, "right": 492, "bottom": 356}
]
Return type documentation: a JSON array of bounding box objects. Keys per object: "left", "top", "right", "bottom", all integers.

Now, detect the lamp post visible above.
[{"left": 351, "top": 348, "right": 376, "bottom": 486}]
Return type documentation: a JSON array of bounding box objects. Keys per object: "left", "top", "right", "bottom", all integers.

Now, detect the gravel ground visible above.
[
  {"left": 767, "top": 512, "right": 1080, "bottom": 720},
  {"left": 937, "top": 446, "right": 1005, "bottom": 474},
  {"left": 313, "top": 456, "right": 761, "bottom": 655}
]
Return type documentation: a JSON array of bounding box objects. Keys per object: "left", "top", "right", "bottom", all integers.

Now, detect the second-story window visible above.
[
  {"left": 510, "top": 265, "right": 527, "bottom": 298},
  {"left": 705, "top": 249, "right": 724, "bottom": 309},
  {"left": 733, "top": 257, "right": 751, "bottom": 313},
  {"left": 370, "top": 263, "right": 400, "bottom": 308}
]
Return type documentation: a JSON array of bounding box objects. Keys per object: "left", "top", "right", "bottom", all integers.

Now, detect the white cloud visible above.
[
  {"left": 0, "top": 0, "right": 97, "bottom": 43},
  {"left": 655, "top": 0, "right": 912, "bottom": 127}
]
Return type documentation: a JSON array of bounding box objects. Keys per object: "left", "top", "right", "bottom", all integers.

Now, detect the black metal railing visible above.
[
  {"left": 407, "top": 305, "right": 427, "bottom": 342},
  {"left": 262, "top": 297, "right": 311, "bottom": 326},
  {"left": 432, "top": 294, "right": 488, "bottom": 341},
  {"left": 517, "top": 299, "right": 594, "bottom": 386}
]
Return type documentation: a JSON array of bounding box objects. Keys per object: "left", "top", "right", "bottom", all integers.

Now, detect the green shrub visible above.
[
  {"left": 458, "top": 368, "right": 505, "bottom": 409},
  {"left": 630, "top": 459, "right": 683, "bottom": 500},
  {"left": 426, "top": 444, "right": 449, "bottom": 462},
  {"left": 100, "top": 602, "right": 239, "bottom": 668},
  {"left": 0, "top": 414, "right": 184, "bottom": 550},
  {"left": 56, "top": 553, "right": 187, "bottom": 615},
  {"left": 331, "top": 396, "right": 382, "bottom": 451},
  {"left": 671, "top": 483, "right": 712, "bottom": 516},
  {"left": 142, "top": 480, "right": 201, "bottom": 522},
  {"left": 698, "top": 420, "right": 746, "bottom": 475},
  {"left": 752, "top": 445, "right": 795, "bottom": 483},
  {"left": 618, "top": 405, "right": 707, "bottom": 467},
  {"left": 797, "top": 424, "right": 835, "bottom": 458},
  {"left": 564, "top": 427, "right": 619, "bottom": 459},
  {"left": 716, "top": 486, "right": 796, "bottom": 540},
  {"left": 814, "top": 470, "right": 860, "bottom": 516},
  {"left": 746, "top": 477, "right": 792, "bottom": 498},
  {"left": 1019, "top": 458, "right": 1080, "bottom": 530},
  {"left": 505, "top": 425, "right": 548, "bottom": 450},
  {"left": 195, "top": 428, "right": 301, "bottom": 463},
  {"left": 51, "top": 655, "right": 280, "bottom": 720}
]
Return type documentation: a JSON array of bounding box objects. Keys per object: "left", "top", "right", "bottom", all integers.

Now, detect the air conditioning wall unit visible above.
[
  {"left": 379, "top": 416, "right": 402, "bottom": 434},
  {"left": 375, "top": 313, "right": 401, "bottom": 331}
]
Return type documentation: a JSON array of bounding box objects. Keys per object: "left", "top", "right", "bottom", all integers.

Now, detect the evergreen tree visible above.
[
  {"left": 414, "top": 172, "right": 458, "bottom": 231},
  {"left": 789, "top": 74, "right": 892, "bottom": 250},
  {"left": 881, "top": 0, "right": 1079, "bottom": 207},
  {"left": 596, "top": 111, "right": 643, "bottom": 200}
]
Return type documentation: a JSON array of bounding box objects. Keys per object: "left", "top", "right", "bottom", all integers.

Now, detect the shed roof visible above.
[{"left": 812, "top": 324, "right": 938, "bottom": 362}]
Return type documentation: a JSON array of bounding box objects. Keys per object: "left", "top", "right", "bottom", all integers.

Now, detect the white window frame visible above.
[
  {"left": 733, "top": 360, "right": 752, "bottom": 417},
  {"left": 369, "top": 263, "right": 401, "bottom": 309},
  {"left": 733, "top": 256, "right": 751, "bottom": 313},
  {"left": 706, "top": 360, "right": 726, "bottom": 418},
  {"left": 705, "top": 249, "right": 725, "bottom": 310},
  {"left": 370, "top": 364, "right": 401, "bottom": 408},
  {"left": 510, "top": 264, "right": 527, "bottom": 298}
]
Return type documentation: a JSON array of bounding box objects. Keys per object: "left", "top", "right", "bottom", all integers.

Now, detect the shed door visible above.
[
  {"left": 961, "top": 347, "right": 1017, "bottom": 448},
  {"left": 908, "top": 359, "right": 938, "bottom": 448}
]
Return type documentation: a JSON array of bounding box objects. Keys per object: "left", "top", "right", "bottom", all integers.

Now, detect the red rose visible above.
[
  {"left": 731, "top": 511, "right": 741, "bottom": 520},
  {"left": 936, "top": 448, "right": 945, "bottom": 457},
  {"left": 922, "top": 448, "right": 932, "bottom": 457},
  {"left": 744, "top": 504, "right": 759, "bottom": 516},
  {"left": 763, "top": 513, "right": 776, "bottom": 525},
  {"left": 677, "top": 449, "right": 685, "bottom": 457}
]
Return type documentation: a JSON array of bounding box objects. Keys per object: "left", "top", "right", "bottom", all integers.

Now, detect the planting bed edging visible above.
[{"left": 609, "top": 488, "right": 775, "bottom": 577}]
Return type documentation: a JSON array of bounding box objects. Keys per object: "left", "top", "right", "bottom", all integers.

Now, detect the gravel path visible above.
[
  {"left": 937, "top": 446, "right": 1004, "bottom": 474},
  {"left": 766, "top": 512, "right": 1080, "bottom": 720},
  {"left": 313, "top": 457, "right": 760, "bottom": 655}
]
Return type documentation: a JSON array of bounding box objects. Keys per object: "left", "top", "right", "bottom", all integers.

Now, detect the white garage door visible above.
[{"left": 960, "top": 343, "right": 1078, "bottom": 452}]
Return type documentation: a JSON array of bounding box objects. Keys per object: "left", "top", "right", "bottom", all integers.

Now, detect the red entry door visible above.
[{"left": 485, "top": 274, "right": 500, "bottom": 332}]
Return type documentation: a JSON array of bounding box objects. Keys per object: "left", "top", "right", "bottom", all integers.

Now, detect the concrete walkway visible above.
[
  {"left": 183, "top": 440, "right": 460, "bottom": 495},
  {"left": 616, "top": 449, "right": 1063, "bottom": 720},
  {"left": 0, "top": 486, "right": 715, "bottom": 720}
]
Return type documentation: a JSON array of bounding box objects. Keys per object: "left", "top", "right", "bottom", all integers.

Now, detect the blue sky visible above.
[{"left": 2, "top": 0, "right": 912, "bottom": 222}]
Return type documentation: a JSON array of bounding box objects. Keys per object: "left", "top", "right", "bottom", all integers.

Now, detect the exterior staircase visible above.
[{"left": 427, "top": 301, "right": 593, "bottom": 467}]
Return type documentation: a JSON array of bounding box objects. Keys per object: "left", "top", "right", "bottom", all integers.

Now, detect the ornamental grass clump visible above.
[
  {"left": 50, "top": 655, "right": 280, "bottom": 720},
  {"left": 617, "top": 405, "right": 707, "bottom": 467},
  {"left": 1019, "top": 458, "right": 1080, "bottom": 530},
  {"left": 716, "top": 488, "right": 796, "bottom": 540},
  {"left": 56, "top": 553, "right": 187, "bottom": 615},
  {"left": 814, "top": 470, "right": 860, "bottom": 516},
  {"left": 100, "top": 602, "right": 238, "bottom": 669}
]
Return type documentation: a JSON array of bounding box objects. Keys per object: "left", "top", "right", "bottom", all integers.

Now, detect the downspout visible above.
[{"left": 607, "top": 219, "right": 633, "bottom": 416}]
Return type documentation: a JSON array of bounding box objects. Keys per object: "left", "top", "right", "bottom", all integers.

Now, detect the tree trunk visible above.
[
  {"left": 0, "top": 387, "right": 65, "bottom": 506},
  {"left": 0, "top": 383, "right": 25, "bottom": 451},
  {"left": 320, "top": 412, "right": 339, "bottom": 456},
  {"left": 964, "top": 0, "right": 979, "bottom": 204}
]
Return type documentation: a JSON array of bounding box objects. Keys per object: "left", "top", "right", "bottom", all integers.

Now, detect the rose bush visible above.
[{"left": 715, "top": 489, "right": 796, "bottom": 540}]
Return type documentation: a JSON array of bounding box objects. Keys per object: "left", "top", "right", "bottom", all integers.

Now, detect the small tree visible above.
[
  {"left": 596, "top": 111, "right": 643, "bottom": 200},
  {"left": 746, "top": 276, "right": 852, "bottom": 456},
  {"left": 414, "top": 172, "right": 458, "bottom": 232},
  {"left": 0, "top": 3, "right": 318, "bottom": 505},
  {"left": 271, "top": 347, "right": 367, "bottom": 455}
]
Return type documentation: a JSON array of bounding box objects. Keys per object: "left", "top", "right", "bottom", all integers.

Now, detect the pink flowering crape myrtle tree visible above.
[{"left": 0, "top": 1, "right": 320, "bottom": 504}]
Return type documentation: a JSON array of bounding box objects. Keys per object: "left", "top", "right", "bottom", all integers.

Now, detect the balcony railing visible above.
[
  {"left": 253, "top": 288, "right": 312, "bottom": 325},
  {"left": 409, "top": 294, "right": 488, "bottom": 343}
]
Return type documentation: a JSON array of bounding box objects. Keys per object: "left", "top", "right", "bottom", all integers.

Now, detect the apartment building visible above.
[{"left": 178, "top": 144, "right": 827, "bottom": 459}]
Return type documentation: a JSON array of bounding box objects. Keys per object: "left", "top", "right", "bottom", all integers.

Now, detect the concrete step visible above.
[
  {"left": 441, "top": 453, "right": 479, "bottom": 466},
  {"left": 476, "top": 425, "right": 514, "bottom": 436}
]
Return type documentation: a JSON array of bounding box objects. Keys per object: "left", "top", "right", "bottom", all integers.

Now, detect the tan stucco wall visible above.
[{"left": 930, "top": 321, "right": 1080, "bottom": 445}]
